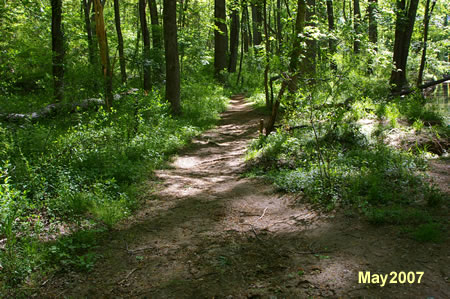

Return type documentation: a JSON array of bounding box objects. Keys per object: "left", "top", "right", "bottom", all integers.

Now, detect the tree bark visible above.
[
  {"left": 326, "top": 0, "right": 336, "bottom": 70},
  {"left": 163, "top": 0, "right": 181, "bottom": 115},
  {"left": 148, "top": 0, "right": 162, "bottom": 49},
  {"left": 82, "top": 0, "right": 95, "bottom": 66},
  {"left": 263, "top": 0, "right": 271, "bottom": 109},
  {"left": 93, "top": 0, "right": 113, "bottom": 109},
  {"left": 304, "top": 0, "right": 316, "bottom": 78},
  {"left": 51, "top": 0, "right": 64, "bottom": 102},
  {"left": 368, "top": 0, "right": 378, "bottom": 47},
  {"left": 214, "top": 0, "right": 227, "bottom": 79},
  {"left": 276, "top": 0, "right": 282, "bottom": 54},
  {"left": 251, "top": 2, "right": 262, "bottom": 46},
  {"left": 353, "top": 0, "right": 361, "bottom": 54},
  {"left": 390, "top": 0, "right": 420, "bottom": 92},
  {"left": 266, "top": 0, "right": 306, "bottom": 135},
  {"left": 139, "top": 0, "right": 151, "bottom": 91},
  {"left": 113, "top": 0, "right": 127, "bottom": 84},
  {"left": 417, "top": 0, "right": 436, "bottom": 86},
  {"left": 228, "top": 0, "right": 240, "bottom": 73}
]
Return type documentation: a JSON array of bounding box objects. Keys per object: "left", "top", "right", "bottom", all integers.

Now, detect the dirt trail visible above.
[{"left": 42, "top": 96, "right": 449, "bottom": 298}]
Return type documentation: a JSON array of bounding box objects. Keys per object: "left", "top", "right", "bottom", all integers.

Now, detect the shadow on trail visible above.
[{"left": 40, "top": 96, "right": 449, "bottom": 299}]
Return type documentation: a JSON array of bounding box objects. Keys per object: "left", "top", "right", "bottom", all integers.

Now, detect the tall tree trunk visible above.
[
  {"left": 263, "top": 0, "right": 271, "bottom": 109},
  {"left": 326, "top": 0, "right": 336, "bottom": 70},
  {"left": 163, "top": 0, "right": 181, "bottom": 115},
  {"left": 266, "top": 0, "right": 306, "bottom": 135},
  {"left": 390, "top": 0, "right": 420, "bottom": 91},
  {"left": 251, "top": 2, "right": 262, "bottom": 46},
  {"left": 93, "top": 0, "right": 113, "bottom": 109},
  {"left": 51, "top": 0, "right": 64, "bottom": 102},
  {"left": 417, "top": 0, "right": 436, "bottom": 86},
  {"left": 139, "top": 0, "right": 151, "bottom": 91},
  {"left": 353, "top": 0, "right": 361, "bottom": 53},
  {"left": 244, "top": 1, "right": 252, "bottom": 50},
  {"left": 148, "top": 0, "right": 162, "bottom": 49},
  {"left": 276, "top": 0, "right": 282, "bottom": 54},
  {"left": 113, "top": 0, "right": 126, "bottom": 84},
  {"left": 228, "top": 0, "right": 239, "bottom": 73},
  {"left": 368, "top": 0, "right": 378, "bottom": 47},
  {"left": 304, "top": 0, "right": 316, "bottom": 78},
  {"left": 82, "top": 0, "right": 95, "bottom": 66},
  {"left": 214, "top": 0, "right": 227, "bottom": 79},
  {"left": 242, "top": 1, "right": 250, "bottom": 52}
]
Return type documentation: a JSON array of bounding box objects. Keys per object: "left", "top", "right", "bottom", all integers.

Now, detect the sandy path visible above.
[{"left": 40, "top": 96, "right": 449, "bottom": 298}]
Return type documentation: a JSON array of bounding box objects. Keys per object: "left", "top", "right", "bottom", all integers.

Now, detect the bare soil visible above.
[{"left": 40, "top": 96, "right": 449, "bottom": 298}]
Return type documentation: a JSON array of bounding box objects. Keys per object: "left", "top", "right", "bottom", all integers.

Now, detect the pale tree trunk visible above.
[
  {"left": 51, "top": 0, "right": 64, "bottom": 102},
  {"left": 163, "top": 0, "right": 181, "bottom": 115},
  {"left": 93, "top": 0, "right": 113, "bottom": 109}
]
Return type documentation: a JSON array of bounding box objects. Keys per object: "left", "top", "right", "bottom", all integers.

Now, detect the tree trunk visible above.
[
  {"left": 266, "top": 0, "right": 306, "bottom": 135},
  {"left": 214, "top": 0, "right": 227, "bottom": 79},
  {"left": 417, "top": 0, "right": 436, "bottom": 86},
  {"left": 163, "top": 0, "right": 181, "bottom": 115},
  {"left": 244, "top": 1, "right": 252, "bottom": 50},
  {"left": 353, "top": 0, "right": 361, "bottom": 54},
  {"left": 368, "top": 0, "right": 378, "bottom": 47},
  {"left": 148, "top": 0, "right": 162, "bottom": 49},
  {"left": 93, "top": 0, "right": 113, "bottom": 109},
  {"left": 139, "top": 0, "right": 151, "bottom": 91},
  {"left": 51, "top": 0, "right": 64, "bottom": 102},
  {"left": 276, "top": 0, "right": 282, "bottom": 54},
  {"left": 251, "top": 2, "right": 262, "bottom": 46},
  {"left": 326, "top": 0, "right": 336, "bottom": 70},
  {"left": 390, "top": 0, "right": 420, "bottom": 91},
  {"left": 263, "top": 0, "right": 271, "bottom": 109},
  {"left": 304, "top": 0, "right": 316, "bottom": 79},
  {"left": 82, "top": 0, "right": 95, "bottom": 66},
  {"left": 228, "top": 0, "right": 239, "bottom": 73},
  {"left": 113, "top": 0, "right": 126, "bottom": 84}
]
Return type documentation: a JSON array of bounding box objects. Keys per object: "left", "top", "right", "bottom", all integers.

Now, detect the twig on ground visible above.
[{"left": 256, "top": 207, "right": 268, "bottom": 222}]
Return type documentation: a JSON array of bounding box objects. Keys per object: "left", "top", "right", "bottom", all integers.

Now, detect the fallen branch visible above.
[
  {"left": 394, "top": 75, "right": 450, "bottom": 96},
  {"left": 0, "top": 88, "right": 138, "bottom": 122}
]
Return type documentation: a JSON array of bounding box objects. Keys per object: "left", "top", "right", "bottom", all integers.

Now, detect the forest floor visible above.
[{"left": 40, "top": 96, "right": 449, "bottom": 298}]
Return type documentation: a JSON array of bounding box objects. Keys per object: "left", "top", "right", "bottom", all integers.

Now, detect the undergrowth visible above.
[{"left": 0, "top": 78, "right": 228, "bottom": 291}]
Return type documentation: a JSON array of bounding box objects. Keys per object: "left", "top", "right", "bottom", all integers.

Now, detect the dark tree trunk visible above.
[
  {"left": 228, "top": 0, "right": 239, "bottom": 73},
  {"left": 244, "top": 1, "right": 252, "bottom": 50},
  {"left": 242, "top": 1, "right": 250, "bottom": 52},
  {"left": 51, "top": 0, "right": 64, "bottom": 102},
  {"left": 163, "top": 0, "right": 181, "bottom": 115},
  {"left": 251, "top": 2, "right": 262, "bottom": 46},
  {"left": 368, "top": 0, "right": 378, "bottom": 46},
  {"left": 139, "top": 0, "right": 151, "bottom": 91},
  {"left": 148, "top": 0, "right": 162, "bottom": 49},
  {"left": 276, "top": 0, "right": 282, "bottom": 54},
  {"left": 417, "top": 0, "right": 436, "bottom": 86},
  {"left": 266, "top": 0, "right": 306, "bottom": 135},
  {"left": 326, "top": 0, "right": 336, "bottom": 70},
  {"left": 93, "top": 0, "right": 113, "bottom": 109},
  {"left": 82, "top": 0, "right": 95, "bottom": 65},
  {"left": 390, "top": 0, "right": 420, "bottom": 91},
  {"left": 214, "top": 0, "right": 227, "bottom": 79},
  {"left": 353, "top": 0, "right": 361, "bottom": 53},
  {"left": 113, "top": 0, "right": 127, "bottom": 83}
]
